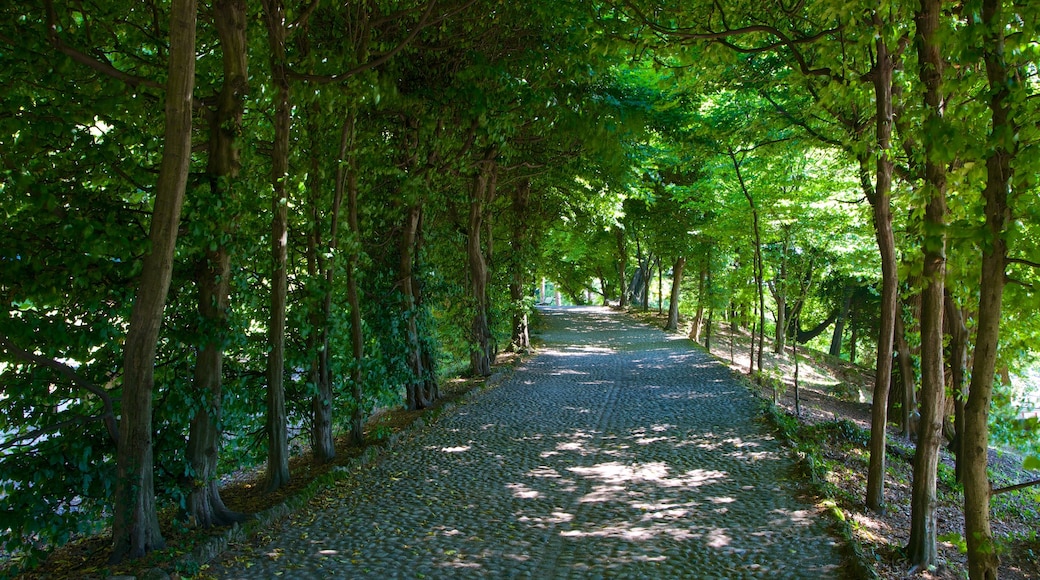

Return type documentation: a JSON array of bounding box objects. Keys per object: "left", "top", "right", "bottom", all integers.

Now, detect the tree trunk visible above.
[
  {"left": 305, "top": 140, "right": 335, "bottom": 463},
  {"left": 773, "top": 291, "right": 786, "bottom": 354},
  {"left": 829, "top": 284, "right": 852, "bottom": 357},
  {"left": 944, "top": 292, "right": 968, "bottom": 481},
  {"left": 849, "top": 303, "right": 858, "bottom": 365},
  {"left": 110, "top": 0, "right": 196, "bottom": 562},
  {"left": 772, "top": 234, "right": 789, "bottom": 354},
  {"left": 615, "top": 227, "right": 627, "bottom": 308},
  {"left": 344, "top": 119, "right": 365, "bottom": 444},
  {"left": 704, "top": 259, "right": 713, "bottom": 350},
  {"left": 748, "top": 319, "right": 756, "bottom": 377},
  {"left": 657, "top": 256, "right": 663, "bottom": 314},
  {"left": 261, "top": 0, "right": 291, "bottom": 492},
  {"left": 729, "top": 147, "right": 763, "bottom": 380},
  {"left": 665, "top": 256, "right": 685, "bottom": 331},
  {"left": 690, "top": 258, "right": 707, "bottom": 342},
  {"left": 468, "top": 149, "right": 497, "bottom": 377},
  {"left": 908, "top": 0, "right": 948, "bottom": 567},
  {"left": 309, "top": 114, "right": 351, "bottom": 460},
  {"left": 864, "top": 22, "right": 901, "bottom": 513},
  {"left": 704, "top": 304, "right": 713, "bottom": 352},
  {"left": 793, "top": 341, "right": 800, "bottom": 418},
  {"left": 964, "top": 0, "right": 1013, "bottom": 576},
  {"left": 186, "top": 0, "right": 248, "bottom": 525},
  {"left": 508, "top": 179, "right": 532, "bottom": 352},
  {"left": 895, "top": 310, "right": 918, "bottom": 437},
  {"left": 643, "top": 254, "right": 653, "bottom": 311},
  {"left": 402, "top": 202, "right": 429, "bottom": 410},
  {"left": 414, "top": 207, "right": 439, "bottom": 404}
]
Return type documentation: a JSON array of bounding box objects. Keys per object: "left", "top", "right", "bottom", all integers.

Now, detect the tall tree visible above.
[
  {"left": 863, "top": 12, "right": 905, "bottom": 514},
  {"left": 110, "top": 0, "right": 197, "bottom": 562},
  {"left": 962, "top": 0, "right": 1018, "bottom": 576},
  {"left": 186, "top": 0, "right": 249, "bottom": 527},
  {"left": 467, "top": 146, "right": 499, "bottom": 377},
  {"left": 907, "top": 0, "right": 949, "bottom": 568},
  {"left": 260, "top": 0, "right": 292, "bottom": 492}
]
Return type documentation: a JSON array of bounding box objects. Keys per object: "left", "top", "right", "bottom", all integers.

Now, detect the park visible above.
[{"left": 1, "top": 1, "right": 1039, "bottom": 578}]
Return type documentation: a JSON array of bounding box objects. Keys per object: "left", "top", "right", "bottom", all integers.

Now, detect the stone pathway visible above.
[{"left": 214, "top": 307, "right": 844, "bottom": 579}]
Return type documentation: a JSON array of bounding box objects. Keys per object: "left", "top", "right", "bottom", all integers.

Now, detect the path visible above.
[{"left": 214, "top": 307, "right": 844, "bottom": 579}]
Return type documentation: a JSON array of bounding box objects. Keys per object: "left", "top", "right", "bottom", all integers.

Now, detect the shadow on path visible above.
[{"left": 216, "top": 306, "right": 844, "bottom": 579}]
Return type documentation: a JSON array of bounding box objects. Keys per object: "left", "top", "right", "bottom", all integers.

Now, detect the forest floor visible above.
[{"left": 630, "top": 308, "right": 1040, "bottom": 580}]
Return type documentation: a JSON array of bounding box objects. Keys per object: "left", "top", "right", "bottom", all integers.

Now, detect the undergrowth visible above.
[{"left": 759, "top": 402, "right": 880, "bottom": 580}]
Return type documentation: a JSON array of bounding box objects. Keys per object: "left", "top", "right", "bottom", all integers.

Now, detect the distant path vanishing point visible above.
[{"left": 215, "top": 306, "right": 845, "bottom": 579}]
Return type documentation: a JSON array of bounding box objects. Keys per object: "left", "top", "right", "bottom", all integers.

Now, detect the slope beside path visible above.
[{"left": 214, "top": 306, "right": 845, "bottom": 579}]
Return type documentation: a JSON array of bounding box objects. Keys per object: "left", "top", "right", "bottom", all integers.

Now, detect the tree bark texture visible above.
[
  {"left": 467, "top": 149, "right": 497, "bottom": 377},
  {"left": 508, "top": 179, "right": 532, "bottom": 352},
  {"left": 110, "top": 0, "right": 196, "bottom": 562},
  {"left": 944, "top": 292, "right": 968, "bottom": 482},
  {"left": 186, "top": 0, "right": 247, "bottom": 528},
  {"left": 864, "top": 26, "right": 900, "bottom": 512},
  {"left": 262, "top": 0, "right": 290, "bottom": 492},
  {"left": 615, "top": 226, "right": 628, "bottom": 308},
  {"left": 964, "top": 0, "right": 1013, "bottom": 576},
  {"left": 665, "top": 256, "right": 685, "bottom": 331},
  {"left": 185, "top": 0, "right": 245, "bottom": 530},
  {"left": 908, "top": 0, "right": 948, "bottom": 567}
]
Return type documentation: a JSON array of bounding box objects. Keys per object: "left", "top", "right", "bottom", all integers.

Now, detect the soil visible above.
[{"left": 630, "top": 309, "right": 1040, "bottom": 580}]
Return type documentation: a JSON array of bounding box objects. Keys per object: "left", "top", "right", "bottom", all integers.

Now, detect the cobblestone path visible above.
[{"left": 215, "top": 307, "right": 844, "bottom": 579}]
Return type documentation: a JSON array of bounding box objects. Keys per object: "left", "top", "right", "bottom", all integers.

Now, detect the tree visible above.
[
  {"left": 260, "top": 0, "right": 292, "bottom": 493},
  {"left": 185, "top": 0, "right": 249, "bottom": 529},
  {"left": 110, "top": 0, "right": 197, "bottom": 562},
  {"left": 961, "top": 0, "right": 1026, "bottom": 576},
  {"left": 906, "top": 0, "right": 949, "bottom": 568}
]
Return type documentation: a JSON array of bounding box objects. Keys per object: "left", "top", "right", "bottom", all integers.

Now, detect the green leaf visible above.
[{"left": 1024, "top": 455, "right": 1040, "bottom": 471}]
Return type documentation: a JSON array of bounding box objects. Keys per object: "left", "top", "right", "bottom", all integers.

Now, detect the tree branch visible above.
[
  {"left": 1008, "top": 257, "right": 1040, "bottom": 270},
  {"left": 44, "top": 0, "right": 164, "bottom": 91},
  {"left": 288, "top": 0, "right": 476, "bottom": 85},
  {"left": 0, "top": 414, "right": 111, "bottom": 453},
  {"left": 0, "top": 334, "right": 119, "bottom": 443},
  {"left": 991, "top": 478, "right": 1040, "bottom": 496},
  {"left": 620, "top": 0, "right": 836, "bottom": 77},
  {"left": 289, "top": 0, "right": 322, "bottom": 30},
  {"left": 761, "top": 91, "right": 843, "bottom": 148}
]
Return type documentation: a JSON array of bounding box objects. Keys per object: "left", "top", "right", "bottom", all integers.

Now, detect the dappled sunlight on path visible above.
[{"left": 216, "top": 306, "right": 844, "bottom": 579}]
